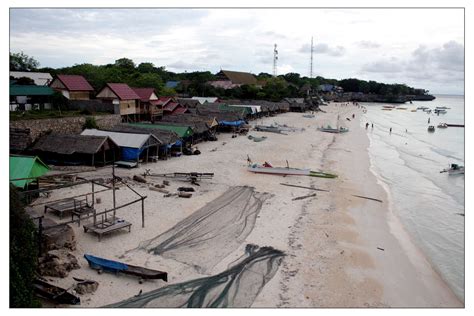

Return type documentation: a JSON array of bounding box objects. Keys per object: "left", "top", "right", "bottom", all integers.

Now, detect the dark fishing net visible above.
[
  {"left": 136, "top": 186, "right": 271, "bottom": 273},
  {"left": 107, "top": 244, "right": 285, "bottom": 308}
]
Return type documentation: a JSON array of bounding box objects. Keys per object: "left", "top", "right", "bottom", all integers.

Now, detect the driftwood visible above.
[
  {"left": 351, "top": 194, "right": 383, "bottom": 203},
  {"left": 149, "top": 187, "right": 169, "bottom": 194},
  {"left": 292, "top": 193, "right": 317, "bottom": 201},
  {"left": 377, "top": 247, "right": 385, "bottom": 251},
  {"left": 280, "top": 183, "right": 330, "bottom": 192},
  {"left": 133, "top": 175, "right": 147, "bottom": 183}
]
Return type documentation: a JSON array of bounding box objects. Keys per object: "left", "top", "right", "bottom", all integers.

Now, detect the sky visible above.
[{"left": 9, "top": 8, "right": 464, "bottom": 95}]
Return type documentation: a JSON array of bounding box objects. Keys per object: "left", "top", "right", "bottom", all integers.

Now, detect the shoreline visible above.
[{"left": 35, "top": 103, "right": 462, "bottom": 307}]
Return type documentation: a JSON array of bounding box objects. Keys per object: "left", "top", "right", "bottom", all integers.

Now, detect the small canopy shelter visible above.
[
  {"left": 10, "top": 155, "right": 50, "bottom": 189},
  {"left": 32, "top": 134, "right": 119, "bottom": 166},
  {"left": 81, "top": 129, "right": 161, "bottom": 163}
]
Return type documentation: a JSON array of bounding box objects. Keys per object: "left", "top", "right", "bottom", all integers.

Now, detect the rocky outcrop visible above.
[
  {"left": 42, "top": 224, "right": 77, "bottom": 252},
  {"left": 75, "top": 280, "right": 99, "bottom": 295},
  {"left": 38, "top": 249, "right": 80, "bottom": 278}
]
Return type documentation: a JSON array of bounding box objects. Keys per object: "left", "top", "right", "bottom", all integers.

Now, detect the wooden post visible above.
[
  {"left": 112, "top": 163, "right": 116, "bottom": 221},
  {"left": 91, "top": 181, "right": 95, "bottom": 207},
  {"left": 141, "top": 197, "right": 145, "bottom": 228}
]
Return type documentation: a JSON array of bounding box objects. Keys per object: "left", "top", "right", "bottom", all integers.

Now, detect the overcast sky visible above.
[{"left": 10, "top": 8, "right": 464, "bottom": 94}]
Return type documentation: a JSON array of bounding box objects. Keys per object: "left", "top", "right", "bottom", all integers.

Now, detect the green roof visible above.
[
  {"left": 10, "top": 155, "right": 50, "bottom": 188},
  {"left": 129, "top": 123, "right": 193, "bottom": 138},
  {"left": 10, "top": 85, "right": 54, "bottom": 96}
]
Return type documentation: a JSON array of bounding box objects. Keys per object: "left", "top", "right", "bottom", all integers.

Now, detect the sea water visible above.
[{"left": 361, "top": 95, "right": 465, "bottom": 302}]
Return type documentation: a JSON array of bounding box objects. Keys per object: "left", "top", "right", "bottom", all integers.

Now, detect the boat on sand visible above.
[
  {"left": 317, "top": 125, "right": 349, "bottom": 133},
  {"left": 440, "top": 164, "right": 464, "bottom": 175},
  {"left": 247, "top": 162, "right": 337, "bottom": 178}
]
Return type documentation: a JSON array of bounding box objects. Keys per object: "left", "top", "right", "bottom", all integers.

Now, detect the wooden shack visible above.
[
  {"left": 96, "top": 83, "right": 141, "bottom": 121},
  {"left": 49, "top": 75, "right": 94, "bottom": 100}
]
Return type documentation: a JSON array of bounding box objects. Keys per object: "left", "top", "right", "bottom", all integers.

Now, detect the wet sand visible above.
[{"left": 35, "top": 103, "right": 462, "bottom": 307}]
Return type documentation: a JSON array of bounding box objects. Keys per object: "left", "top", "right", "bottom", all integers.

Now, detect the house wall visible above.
[
  {"left": 96, "top": 86, "right": 117, "bottom": 99},
  {"left": 69, "top": 91, "right": 91, "bottom": 100},
  {"left": 119, "top": 100, "right": 138, "bottom": 115},
  {"left": 9, "top": 114, "right": 122, "bottom": 142}
]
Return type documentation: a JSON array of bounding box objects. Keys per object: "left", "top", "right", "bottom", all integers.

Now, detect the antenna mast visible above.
[
  {"left": 273, "top": 44, "right": 278, "bottom": 77},
  {"left": 310, "top": 36, "right": 314, "bottom": 79}
]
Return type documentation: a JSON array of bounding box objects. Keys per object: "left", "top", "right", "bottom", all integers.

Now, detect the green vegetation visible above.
[
  {"left": 10, "top": 51, "right": 40, "bottom": 72},
  {"left": 10, "top": 185, "right": 41, "bottom": 308},
  {"left": 10, "top": 52, "right": 431, "bottom": 100},
  {"left": 83, "top": 116, "right": 98, "bottom": 129}
]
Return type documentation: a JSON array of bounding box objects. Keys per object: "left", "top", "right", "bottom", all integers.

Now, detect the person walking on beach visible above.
[
  {"left": 428, "top": 118, "right": 430, "bottom": 124},
  {"left": 352, "top": 114, "right": 355, "bottom": 119},
  {"left": 390, "top": 127, "right": 392, "bottom": 134},
  {"left": 366, "top": 122, "right": 369, "bottom": 129},
  {"left": 371, "top": 123, "right": 374, "bottom": 129}
]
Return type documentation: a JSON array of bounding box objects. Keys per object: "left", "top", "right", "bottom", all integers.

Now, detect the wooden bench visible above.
[
  {"left": 83, "top": 218, "right": 132, "bottom": 241},
  {"left": 45, "top": 198, "right": 90, "bottom": 219}
]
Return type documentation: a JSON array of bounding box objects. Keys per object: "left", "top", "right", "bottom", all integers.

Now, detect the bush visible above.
[
  {"left": 83, "top": 116, "right": 98, "bottom": 129},
  {"left": 10, "top": 185, "right": 41, "bottom": 307}
]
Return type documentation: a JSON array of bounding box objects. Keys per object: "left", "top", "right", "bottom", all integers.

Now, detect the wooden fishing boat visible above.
[
  {"left": 247, "top": 162, "right": 337, "bottom": 178},
  {"left": 440, "top": 164, "right": 464, "bottom": 175},
  {"left": 247, "top": 164, "right": 310, "bottom": 176},
  {"left": 33, "top": 279, "right": 80, "bottom": 305},
  {"left": 84, "top": 254, "right": 168, "bottom": 282},
  {"left": 317, "top": 125, "right": 349, "bottom": 133},
  {"left": 254, "top": 125, "right": 285, "bottom": 134}
]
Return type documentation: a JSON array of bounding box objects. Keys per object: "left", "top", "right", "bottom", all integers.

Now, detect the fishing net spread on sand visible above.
[
  {"left": 137, "top": 186, "right": 271, "bottom": 273},
  {"left": 107, "top": 244, "right": 285, "bottom": 308}
]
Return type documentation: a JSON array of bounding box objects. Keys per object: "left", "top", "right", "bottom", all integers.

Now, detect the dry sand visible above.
[{"left": 34, "top": 103, "right": 463, "bottom": 307}]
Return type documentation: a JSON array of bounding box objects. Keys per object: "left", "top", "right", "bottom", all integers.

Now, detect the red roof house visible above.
[
  {"left": 49, "top": 74, "right": 94, "bottom": 100},
  {"left": 96, "top": 83, "right": 140, "bottom": 116}
]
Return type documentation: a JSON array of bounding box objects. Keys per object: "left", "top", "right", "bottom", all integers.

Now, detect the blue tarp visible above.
[
  {"left": 219, "top": 120, "right": 246, "bottom": 127},
  {"left": 121, "top": 147, "right": 144, "bottom": 161}
]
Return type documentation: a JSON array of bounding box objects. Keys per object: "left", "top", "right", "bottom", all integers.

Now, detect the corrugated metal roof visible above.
[
  {"left": 10, "top": 85, "right": 54, "bottom": 96},
  {"left": 132, "top": 87, "right": 156, "bottom": 102},
  {"left": 191, "top": 97, "right": 218, "bottom": 104},
  {"left": 81, "top": 129, "right": 155, "bottom": 148},
  {"left": 56, "top": 75, "right": 94, "bottom": 91},
  {"left": 130, "top": 123, "right": 193, "bottom": 138},
  {"left": 10, "top": 155, "right": 50, "bottom": 188},
  {"left": 106, "top": 83, "right": 140, "bottom": 100}
]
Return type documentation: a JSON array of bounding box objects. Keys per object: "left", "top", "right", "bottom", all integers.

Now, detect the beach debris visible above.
[
  {"left": 178, "top": 192, "right": 192, "bottom": 198},
  {"left": 163, "top": 180, "right": 170, "bottom": 186},
  {"left": 135, "top": 289, "right": 143, "bottom": 297},
  {"left": 292, "top": 193, "right": 317, "bottom": 201},
  {"left": 210, "top": 148, "right": 218, "bottom": 152},
  {"left": 41, "top": 223, "right": 77, "bottom": 251},
  {"left": 149, "top": 186, "right": 169, "bottom": 194},
  {"left": 107, "top": 244, "right": 284, "bottom": 308},
  {"left": 74, "top": 279, "right": 99, "bottom": 295},
  {"left": 280, "top": 183, "right": 330, "bottom": 192},
  {"left": 177, "top": 187, "right": 195, "bottom": 192},
  {"left": 154, "top": 184, "right": 165, "bottom": 188},
  {"left": 324, "top": 232, "right": 329, "bottom": 238},
  {"left": 163, "top": 193, "right": 178, "bottom": 198},
  {"left": 132, "top": 186, "right": 271, "bottom": 274},
  {"left": 133, "top": 175, "right": 147, "bottom": 183},
  {"left": 340, "top": 250, "right": 345, "bottom": 255},
  {"left": 38, "top": 249, "right": 81, "bottom": 278},
  {"left": 247, "top": 135, "right": 267, "bottom": 142},
  {"left": 455, "top": 213, "right": 465, "bottom": 217},
  {"left": 96, "top": 197, "right": 102, "bottom": 204},
  {"left": 377, "top": 247, "right": 385, "bottom": 251},
  {"left": 351, "top": 194, "right": 383, "bottom": 203}
]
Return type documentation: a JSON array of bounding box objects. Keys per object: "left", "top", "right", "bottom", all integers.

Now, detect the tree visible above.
[
  {"left": 10, "top": 52, "right": 40, "bottom": 71},
  {"left": 114, "top": 58, "right": 135, "bottom": 70},
  {"left": 10, "top": 185, "right": 41, "bottom": 307},
  {"left": 12, "top": 76, "right": 35, "bottom": 85},
  {"left": 137, "top": 62, "right": 155, "bottom": 73}
]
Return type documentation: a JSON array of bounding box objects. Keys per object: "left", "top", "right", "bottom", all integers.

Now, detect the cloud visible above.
[
  {"left": 361, "top": 57, "right": 402, "bottom": 73},
  {"left": 355, "top": 40, "right": 381, "bottom": 49},
  {"left": 298, "top": 43, "right": 345, "bottom": 57}
]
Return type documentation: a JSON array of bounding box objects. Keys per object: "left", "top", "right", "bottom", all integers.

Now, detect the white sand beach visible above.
[{"left": 34, "top": 103, "right": 463, "bottom": 307}]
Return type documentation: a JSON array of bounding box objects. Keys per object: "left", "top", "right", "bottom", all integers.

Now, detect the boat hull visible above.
[{"left": 247, "top": 166, "right": 310, "bottom": 176}]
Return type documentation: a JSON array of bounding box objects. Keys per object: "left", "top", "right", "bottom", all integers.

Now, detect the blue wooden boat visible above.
[{"left": 84, "top": 254, "right": 168, "bottom": 282}]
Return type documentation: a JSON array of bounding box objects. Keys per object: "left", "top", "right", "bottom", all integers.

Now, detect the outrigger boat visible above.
[
  {"left": 317, "top": 125, "right": 349, "bottom": 133},
  {"left": 247, "top": 161, "right": 337, "bottom": 178},
  {"left": 440, "top": 164, "right": 464, "bottom": 175},
  {"left": 33, "top": 279, "right": 80, "bottom": 305},
  {"left": 254, "top": 125, "right": 286, "bottom": 134},
  {"left": 84, "top": 254, "right": 168, "bottom": 282}
]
